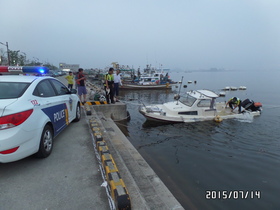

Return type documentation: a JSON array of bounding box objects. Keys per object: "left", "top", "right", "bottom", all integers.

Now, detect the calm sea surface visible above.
[{"left": 117, "top": 69, "right": 280, "bottom": 210}]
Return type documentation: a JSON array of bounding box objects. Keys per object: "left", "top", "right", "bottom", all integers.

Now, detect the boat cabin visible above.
[
  {"left": 138, "top": 72, "right": 170, "bottom": 85},
  {"left": 169, "top": 90, "right": 219, "bottom": 116}
]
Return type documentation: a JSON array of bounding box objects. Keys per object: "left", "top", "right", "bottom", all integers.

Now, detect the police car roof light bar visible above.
[{"left": 0, "top": 66, "right": 49, "bottom": 74}]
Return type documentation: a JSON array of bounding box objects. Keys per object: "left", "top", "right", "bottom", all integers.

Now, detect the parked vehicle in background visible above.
[
  {"left": 53, "top": 71, "right": 60, "bottom": 77},
  {"left": 45, "top": 70, "right": 56, "bottom": 77}
]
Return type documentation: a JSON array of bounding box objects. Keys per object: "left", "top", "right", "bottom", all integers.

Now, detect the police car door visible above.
[
  {"left": 33, "top": 79, "right": 68, "bottom": 136},
  {"left": 49, "top": 79, "right": 76, "bottom": 124}
]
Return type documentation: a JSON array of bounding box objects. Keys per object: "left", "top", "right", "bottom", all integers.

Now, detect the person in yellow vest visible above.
[
  {"left": 104, "top": 68, "right": 115, "bottom": 104},
  {"left": 65, "top": 71, "right": 74, "bottom": 90},
  {"left": 226, "top": 97, "right": 242, "bottom": 113}
]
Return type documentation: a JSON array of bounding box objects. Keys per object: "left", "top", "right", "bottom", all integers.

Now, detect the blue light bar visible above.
[
  {"left": 22, "top": 66, "right": 49, "bottom": 74},
  {"left": 0, "top": 66, "right": 50, "bottom": 75}
]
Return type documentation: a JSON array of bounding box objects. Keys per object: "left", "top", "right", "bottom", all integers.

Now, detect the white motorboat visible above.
[
  {"left": 239, "top": 86, "right": 247, "bottom": 90},
  {"left": 139, "top": 89, "right": 262, "bottom": 123},
  {"left": 219, "top": 91, "right": 226, "bottom": 97}
]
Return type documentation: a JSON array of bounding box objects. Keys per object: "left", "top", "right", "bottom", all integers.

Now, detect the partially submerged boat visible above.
[{"left": 139, "top": 89, "right": 262, "bottom": 123}]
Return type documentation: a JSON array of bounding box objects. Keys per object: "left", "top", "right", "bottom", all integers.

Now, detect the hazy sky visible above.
[{"left": 1, "top": 0, "right": 280, "bottom": 71}]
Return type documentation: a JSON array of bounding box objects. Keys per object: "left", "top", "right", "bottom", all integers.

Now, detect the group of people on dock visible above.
[
  {"left": 65, "top": 68, "right": 87, "bottom": 104},
  {"left": 65, "top": 67, "right": 122, "bottom": 104},
  {"left": 103, "top": 67, "right": 122, "bottom": 104}
]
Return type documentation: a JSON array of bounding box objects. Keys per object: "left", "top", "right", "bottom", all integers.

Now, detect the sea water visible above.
[{"left": 118, "top": 69, "right": 280, "bottom": 210}]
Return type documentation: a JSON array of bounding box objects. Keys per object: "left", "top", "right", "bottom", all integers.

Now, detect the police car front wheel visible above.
[
  {"left": 73, "top": 104, "right": 81, "bottom": 122},
  {"left": 36, "top": 124, "right": 53, "bottom": 158}
]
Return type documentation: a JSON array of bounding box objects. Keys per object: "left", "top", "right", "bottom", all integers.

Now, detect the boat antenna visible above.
[{"left": 176, "top": 76, "right": 184, "bottom": 105}]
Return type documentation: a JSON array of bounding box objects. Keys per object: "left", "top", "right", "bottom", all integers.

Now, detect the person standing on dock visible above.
[
  {"left": 76, "top": 68, "right": 87, "bottom": 104},
  {"left": 113, "top": 69, "right": 122, "bottom": 102},
  {"left": 104, "top": 68, "right": 115, "bottom": 104}
]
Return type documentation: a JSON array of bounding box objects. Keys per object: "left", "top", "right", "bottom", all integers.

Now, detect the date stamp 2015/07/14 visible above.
[{"left": 205, "top": 190, "right": 261, "bottom": 200}]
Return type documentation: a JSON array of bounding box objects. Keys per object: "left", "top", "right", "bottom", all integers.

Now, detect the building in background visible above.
[{"left": 59, "top": 63, "right": 79, "bottom": 72}]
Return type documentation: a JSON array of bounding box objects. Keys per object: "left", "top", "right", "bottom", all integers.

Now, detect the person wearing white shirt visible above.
[{"left": 113, "top": 69, "right": 122, "bottom": 102}]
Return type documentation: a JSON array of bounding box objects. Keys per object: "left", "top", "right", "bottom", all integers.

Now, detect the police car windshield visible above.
[{"left": 0, "top": 82, "right": 30, "bottom": 99}]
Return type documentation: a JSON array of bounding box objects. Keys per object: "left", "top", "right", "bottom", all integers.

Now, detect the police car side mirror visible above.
[{"left": 70, "top": 89, "right": 77, "bottom": 94}]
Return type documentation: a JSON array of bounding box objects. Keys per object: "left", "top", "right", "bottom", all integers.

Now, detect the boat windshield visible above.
[{"left": 179, "top": 94, "right": 196, "bottom": 107}]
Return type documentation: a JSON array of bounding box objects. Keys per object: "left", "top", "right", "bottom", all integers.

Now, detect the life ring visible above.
[{"left": 166, "top": 82, "right": 169, "bottom": 88}]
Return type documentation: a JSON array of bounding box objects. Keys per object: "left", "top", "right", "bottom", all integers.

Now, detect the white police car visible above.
[{"left": 0, "top": 66, "right": 81, "bottom": 163}]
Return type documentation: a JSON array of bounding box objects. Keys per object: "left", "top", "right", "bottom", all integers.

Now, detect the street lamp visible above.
[{"left": 0, "top": 41, "right": 10, "bottom": 65}]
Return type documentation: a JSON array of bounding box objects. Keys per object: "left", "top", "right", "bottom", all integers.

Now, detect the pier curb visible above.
[
  {"left": 85, "top": 105, "right": 184, "bottom": 209},
  {"left": 89, "top": 118, "right": 131, "bottom": 210},
  {"left": 93, "top": 113, "right": 184, "bottom": 210},
  {"left": 86, "top": 101, "right": 108, "bottom": 105}
]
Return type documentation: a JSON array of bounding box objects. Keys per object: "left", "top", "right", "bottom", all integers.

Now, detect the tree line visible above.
[{"left": 0, "top": 48, "right": 58, "bottom": 70}]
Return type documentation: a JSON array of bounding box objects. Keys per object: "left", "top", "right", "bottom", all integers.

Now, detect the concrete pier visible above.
[
  {"left": 61, "top": 77, "right": 184, "bottom": 209},
  {"left": 91, "top": 102, "right": 128, "bottom": 121},
  {"left": 87, "top": 104, "right": 184, "bottom": 209}
]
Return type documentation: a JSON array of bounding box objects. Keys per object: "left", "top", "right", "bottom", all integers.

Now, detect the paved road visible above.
[{"left": 0, "top": 109, "right": 110, "bottom": 210}]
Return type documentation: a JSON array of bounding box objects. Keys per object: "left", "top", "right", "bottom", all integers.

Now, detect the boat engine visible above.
[{"left": 241, "top": 99, "right": 262, "bottom": 111}]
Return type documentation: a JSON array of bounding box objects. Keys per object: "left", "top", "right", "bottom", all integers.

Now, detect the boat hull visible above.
[
  {"left": 121, "top": 83, "right": 173, "bottom": 90},
  {"left": 139, "top": 109, "right": 185, "bottom": 122}
]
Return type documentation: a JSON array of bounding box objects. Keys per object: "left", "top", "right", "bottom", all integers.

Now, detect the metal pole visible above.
[
  {"left": 6, "top": 42, "right": 10, "bottom": 65},
  {"left": 0, "top": 41, "right": 10, "bottom": 65},
  {"left": 176, "top": 76, "right": 184, "bottom": 105}
]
